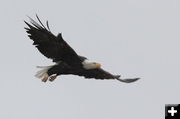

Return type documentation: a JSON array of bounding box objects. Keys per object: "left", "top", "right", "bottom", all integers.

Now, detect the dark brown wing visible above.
[
  {"left": 77, "top": 68, "right": 139, "bottom": 83},
  {"left": 24, "top": 15, "right": 82, "bottom": 67}
]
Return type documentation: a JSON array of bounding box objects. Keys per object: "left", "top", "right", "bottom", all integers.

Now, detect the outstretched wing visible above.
[
  {"left": 78, "top": 68, "right": 139, "bottom": 83},
  {"left": 24, "top": 15, "right": 82, "bottom": 67}
]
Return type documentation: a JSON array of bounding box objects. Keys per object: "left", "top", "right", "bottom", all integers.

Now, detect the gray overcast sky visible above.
[{"left": 0, "top": 0, "right": 180, "bottom": 119}]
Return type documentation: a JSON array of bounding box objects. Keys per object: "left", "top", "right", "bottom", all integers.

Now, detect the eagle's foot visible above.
[
  {"left": 49, "top": 74, "right": 57, "bottom": 82},
  {"left": 117, "top": 77, "right": 140, "bottom": 83}
]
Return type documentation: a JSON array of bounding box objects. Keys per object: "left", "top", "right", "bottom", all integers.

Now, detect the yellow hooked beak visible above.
[{"left": 95, "top": 63, "right": 101, "bottom": 68}]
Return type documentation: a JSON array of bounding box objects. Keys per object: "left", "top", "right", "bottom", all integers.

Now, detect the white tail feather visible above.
[{"left": 35, "top": 65, "right": 54, "bottom": 79}]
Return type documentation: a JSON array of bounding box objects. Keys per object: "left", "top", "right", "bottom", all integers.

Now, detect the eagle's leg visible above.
[{"left": 49, "top": 74, "right": 57, "bottom": 82}]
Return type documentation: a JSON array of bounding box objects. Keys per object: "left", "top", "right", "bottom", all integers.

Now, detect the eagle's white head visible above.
[{"left": 82, "top": 60, "right": 101, "bottom": 69}]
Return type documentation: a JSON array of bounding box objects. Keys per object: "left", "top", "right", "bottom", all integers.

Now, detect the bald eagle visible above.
[{"left": 24, "top": 15, "right": 139, "bottom": 83}]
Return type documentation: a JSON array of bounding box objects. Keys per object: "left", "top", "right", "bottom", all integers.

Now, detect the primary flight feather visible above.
[{"left": 24, "top": 15, "right": 139, "bottom": 83}]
